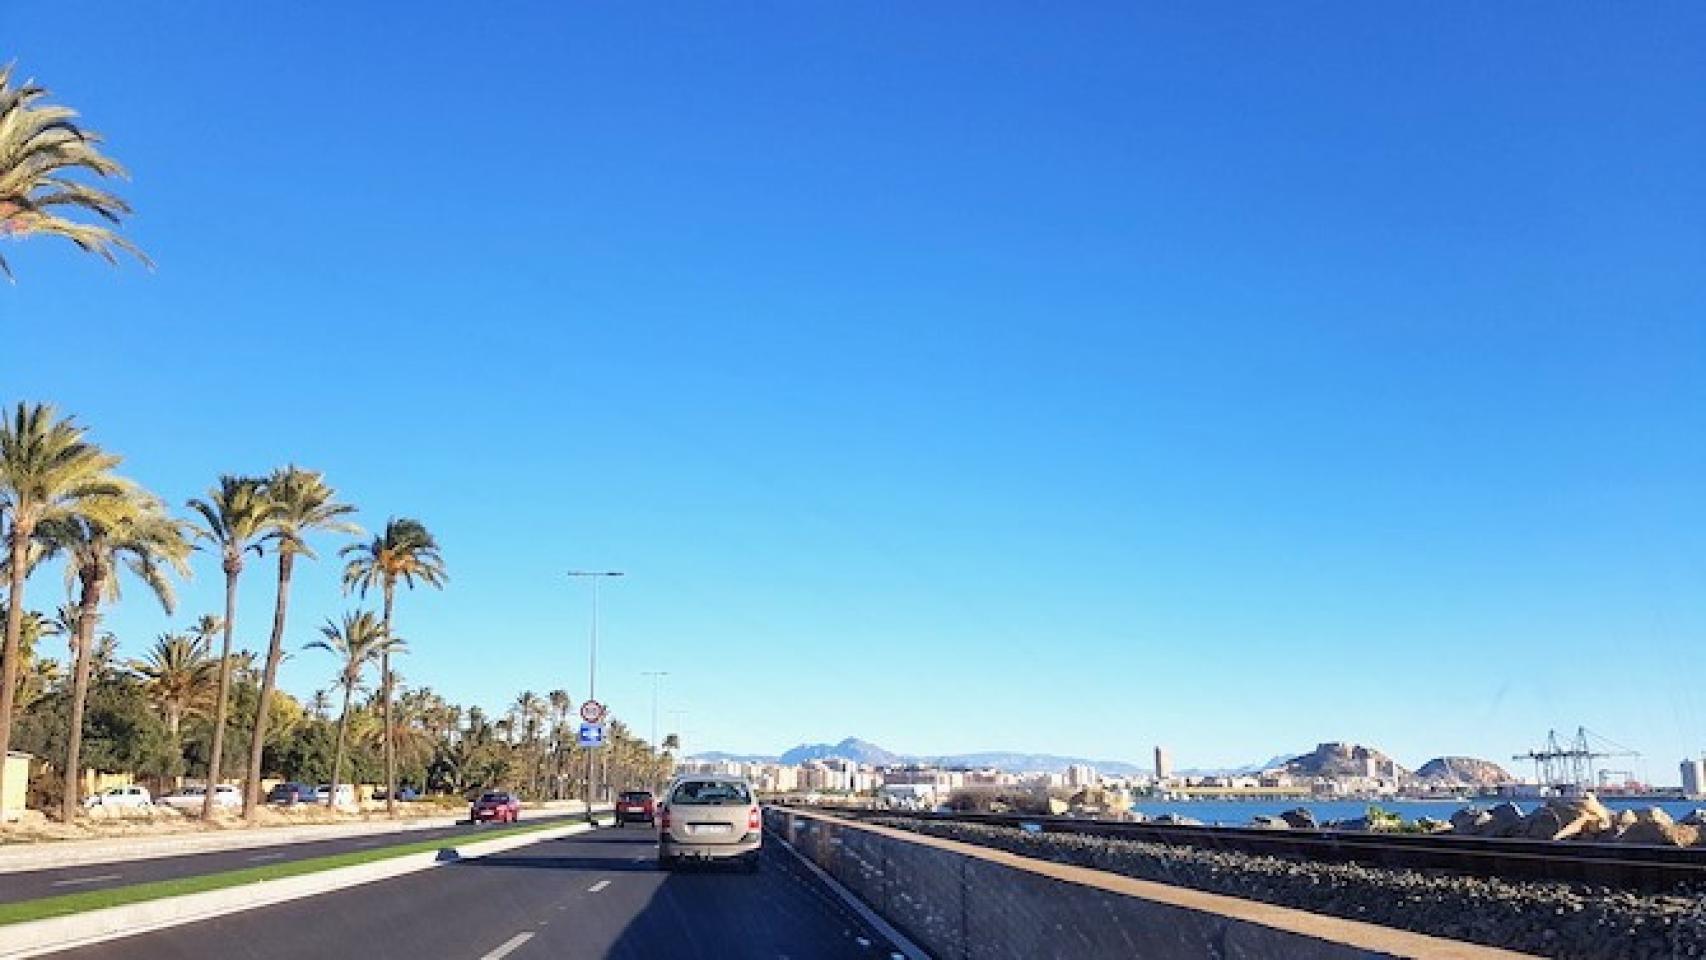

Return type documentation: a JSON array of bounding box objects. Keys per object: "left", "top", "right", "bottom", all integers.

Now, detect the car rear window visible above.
[
  {"left": 669, "top": 780, "right": 752, "bottom": 805},
  {"left": 620, "top": 792, "right": 651, "bottom": 802},
  {"left": 479, "top": 793, "right": 509, "bottom": 803}
]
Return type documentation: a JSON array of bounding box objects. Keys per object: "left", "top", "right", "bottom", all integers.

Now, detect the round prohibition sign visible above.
[{"left": 580, "top": 699, "right": 607, "bottom": 723}]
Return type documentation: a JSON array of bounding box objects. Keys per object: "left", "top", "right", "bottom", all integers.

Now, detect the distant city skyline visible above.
[{"left": 5, "top": 4, "right": 1703, "bottom": 773}]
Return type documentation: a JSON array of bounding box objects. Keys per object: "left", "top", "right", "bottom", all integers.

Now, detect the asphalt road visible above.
[
  {"left": 49, "top": 825, "right": 904, "bottom": 959},
  {"left": 0, "top": 813, "right": 584, "bottom": 903}
]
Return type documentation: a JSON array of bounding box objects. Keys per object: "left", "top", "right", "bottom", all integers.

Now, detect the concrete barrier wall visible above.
[{"left": 768, "top": 808, "right": 1532, "bottom": 960}]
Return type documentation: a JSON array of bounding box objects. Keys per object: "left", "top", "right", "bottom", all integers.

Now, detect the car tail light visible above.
[{"left": 748, "top": 806, "right": 761, "bottom": 830}]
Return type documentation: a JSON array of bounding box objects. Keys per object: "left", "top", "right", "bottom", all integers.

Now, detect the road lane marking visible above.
[
  {"left": 50, "top": 873, "right": 122, "bottom": 887},
  {"left": 247, "top": 853, "right": 286, "bottom": 861},
  {"left": 587, "top": 880, "right": 611, "bottom": 892},
  {"left": 479, "top": 932, "right": 534, "bottom": 959}
]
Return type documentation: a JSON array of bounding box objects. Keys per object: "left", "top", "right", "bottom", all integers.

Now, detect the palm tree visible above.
[
  {"left": 129, "top": 632, "right": 216, "bottom": 746},
  {"left": 0, "top": 64, "right": 149, "bottom": 280},
  {"left": 339, "top": 518, "right": 445, "bottom": 815},
  {"left": 307, "top": 611, "right": 399, "bottom": 809},
  {"left": 547, "top": 690, "right": 570, "bottom": 798},
  {"left": 187, "top": 476, "right": 274, "bottom": 819},
  {"left": 0, "top": 403, "right": 122, "bottom": 821},
  {"left": 308, "top": 689, "right": 331, "bottom": 721},
  {"left": 2, "top": 604, "right": 59, "bottom": 708},
  {"left": 243, "top": 467, "right": 358, "bottom": 818},
  {"left": 36, "top": 487, "right": 191, "bottom": 818}
]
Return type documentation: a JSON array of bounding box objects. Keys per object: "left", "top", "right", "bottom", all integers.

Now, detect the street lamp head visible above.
[{"left": 567, "top": 570, "right": 625, "bottom": 577}]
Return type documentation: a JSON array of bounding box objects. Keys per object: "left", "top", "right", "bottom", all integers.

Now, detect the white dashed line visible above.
[
  {"left": 587, "top": 880, "right": 611, "bottom": 893},
  {"left": 50, "top": 873, "right": 122, "bottom": 887},
  {"left": 479, "top": 932, "right": 534, "bottom": 960}
]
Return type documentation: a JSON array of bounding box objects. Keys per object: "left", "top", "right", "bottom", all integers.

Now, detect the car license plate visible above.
[{"left": 689, "top": 823, "right": 733, "bottom": 835}]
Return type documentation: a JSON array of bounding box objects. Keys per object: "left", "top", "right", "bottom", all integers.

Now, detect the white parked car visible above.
[
  {"left": 83, "top": 785, "right": 152, "bottom": 809},
  {"left": 315, "top": 784, "right": 358, "bottom": 808},
  {"left": 160, "top": 784, "right": 241, "bottom": 811}
]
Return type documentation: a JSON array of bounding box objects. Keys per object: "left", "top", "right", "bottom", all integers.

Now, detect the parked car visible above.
[
  {"left": 315, "top": 784, "right": 358, "bottom": 808},
  {"left": 160, "top": 784, "right": 240, "bottom": 811},
  {"left": 470, "top": 791, "right": 522, "bottom": 823},
  {"left": 267, "top": 782, "right": 318, "bottom": 805},
  {"left": 83, "top": 785, "right": 152, "bottom": 809},
  {"left": 372, "top": 785, "right": 421, "bottom": 801},
  {"left": 616, "top": 790, "right": 656, "bottom": 826},
  {"left": 657, "top": 776, "right": 761, "bottom": 872}
]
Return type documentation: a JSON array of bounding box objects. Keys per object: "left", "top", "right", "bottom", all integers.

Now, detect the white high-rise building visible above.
[
  {"left": 1681, "top": 759, "right": 1705, "bottom": 798},
  {"left": 1065, "top": 764, "right": 1098, "bottom": 788}
]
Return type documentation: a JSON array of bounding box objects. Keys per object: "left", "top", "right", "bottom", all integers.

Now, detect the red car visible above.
[
  {"left": 616, "top": 790, "right": 656, "bottom": 826},
  {"left": 470, "top": 791, "right": 522, "bottom": 823}
]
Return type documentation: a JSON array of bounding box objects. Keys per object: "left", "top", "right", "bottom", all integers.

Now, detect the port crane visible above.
[{"left": 1512, "top": 727, "right": 1640, "bottom": 789}]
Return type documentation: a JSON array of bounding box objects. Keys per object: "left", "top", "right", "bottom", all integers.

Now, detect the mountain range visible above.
[
  {"left": 689, "top": 737, "right": 1513, "bottom": 783},
  {"left": 691, "top": 737, "right": 1151, "bottom": 776}
]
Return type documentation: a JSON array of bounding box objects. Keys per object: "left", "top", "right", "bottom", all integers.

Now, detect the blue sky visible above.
[{"left": 4, "top": 3, "right": 1703, "bottom": 778}]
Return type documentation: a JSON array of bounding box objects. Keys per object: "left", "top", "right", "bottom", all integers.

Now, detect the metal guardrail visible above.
[{"left": 790, "top": 806, "right": 1706, "bottom": 892}]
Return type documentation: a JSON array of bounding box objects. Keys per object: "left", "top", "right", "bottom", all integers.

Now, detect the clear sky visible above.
[{"left": 4, "top": 3, "right": 1703, "bottom": 778}]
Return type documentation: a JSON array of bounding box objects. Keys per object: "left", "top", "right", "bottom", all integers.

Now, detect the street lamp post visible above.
[
  {"left": 642, "top": 671, "right": 669, "bottom": 791},
  {"left": 569, "top": 570, "right": 623, "bottom": 821},
  {"left": 641, "top": 671, "right": 669, "bottom": 751}
]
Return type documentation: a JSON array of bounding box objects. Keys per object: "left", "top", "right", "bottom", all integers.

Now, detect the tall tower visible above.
[{"left": 1154, "top": 746, "right": 1172, "bottom": 781}]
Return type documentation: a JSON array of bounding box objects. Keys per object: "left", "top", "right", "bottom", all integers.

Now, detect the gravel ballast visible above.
[{"left": 867, "top": 817, "right": 1706, "bottom": 959}]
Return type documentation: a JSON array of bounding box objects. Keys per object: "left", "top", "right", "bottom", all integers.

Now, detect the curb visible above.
[
  {"left": 0, "top": 820, "right": 606, "bottom": 958},
  {"left": 0, "top": 804, "right": 603, "bottom": 875}
]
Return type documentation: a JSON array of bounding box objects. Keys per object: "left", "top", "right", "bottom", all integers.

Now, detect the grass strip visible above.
[{"left": 0, "top": 817, "right": 606, "bottom": 926}]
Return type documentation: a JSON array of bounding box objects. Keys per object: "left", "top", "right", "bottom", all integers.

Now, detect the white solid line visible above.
[
  {"left": 246, "top": 853, "right": 285, "bottom": 861},
  {"left": 587, "top": 880, "right": 611, "bottom": 893},
  {"left": 479, "top": 932, "right": 534, "bottom": 960},
  {"left": 49, "top": 874, "right": 122, "bottom": 887}
]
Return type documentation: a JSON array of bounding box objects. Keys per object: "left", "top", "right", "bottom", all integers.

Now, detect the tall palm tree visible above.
[
  {"left": 0, "top": 403, "right": 122, "bottom": 821},
  {"left": 0, "top": 64, "right": 149, "bottom": 280},
  {"left": 37, "top": 487, "right": 191, "bottom": 818},
  {"left": 307, "top": 611, "right": 400, "bottom": 809},
  {"left": 129, "top": 632, "right": 216, "bottom": 746},
  {"left": 339, "top": 518, "right": 445, "bottom": 815},
  {"left": 547, "top": 689, "right": 570, "bottom": 798},
  {"left": 187, "top": 476, "right": 274, "bottom": 819},
  {"left": 243, "top": 467, "right": 357, "bottom": 818}
]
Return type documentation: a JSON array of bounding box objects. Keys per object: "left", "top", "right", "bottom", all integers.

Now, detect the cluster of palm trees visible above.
[
  {"left": 1, "top": 65, "right": 679, "bottom": 820},
  {"left": 0, "top": 401, "right": 451, "bottom": 821}
]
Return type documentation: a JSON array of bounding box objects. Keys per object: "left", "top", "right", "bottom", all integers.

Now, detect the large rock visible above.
[
  {"left": 1679, "top": 809, "right": 1706, "bottom": 827},
  {"left": 1414, "top": 757, "right": 1517, "bottom": 787},
  {"left": 1415, "top": 816, "right": 1453, "bottom": 834},
  {"left": 1483, "top": 801, "right": 1528, "bottom": 838},
  {"left": 1523, "top": 795, "right": 1615, "bottom": 841},
  {"left": 1614, "top": 807, "right": 1701, "bottom": 847},
  {"left": 1279, "top": 807, "right": 1318, "bottom": 830},
  {"left": 1450, "top": 806, "right": 1493, "bottom": 835},
  {"left": 1250, "top": 815, "right": 1291, "bottom": 830}
]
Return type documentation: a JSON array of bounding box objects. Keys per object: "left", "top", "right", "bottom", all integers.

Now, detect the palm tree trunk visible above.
[
  {"left": 0, "top": 524, "right": 33, "bottom": 823},
  {"left": 330, "top": 683, "right": 353, "bottom": 809},
  {"left": 380, "top": 583, "right": 396, "bottom": 817},
  {"left": 205, "top": 562, "right": 240, "bottom": 820},
  {"left": 61, "top": 572, "right": 103, "bottom": 821},
  {"left": 244, "top": 551, "right": 292, "bottom": 820}
]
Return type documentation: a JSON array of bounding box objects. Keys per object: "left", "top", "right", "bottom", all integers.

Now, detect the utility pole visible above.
[
  {"left": 568, "top": 570, "right": 623, "bottom": 821},
  {"left": 642, "top": 671, "right": 669, "bottom": 751}
]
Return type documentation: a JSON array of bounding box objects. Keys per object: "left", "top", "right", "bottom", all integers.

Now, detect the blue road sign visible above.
[{"left": 578, "top": 722, "right": 606, "bottom": 748}]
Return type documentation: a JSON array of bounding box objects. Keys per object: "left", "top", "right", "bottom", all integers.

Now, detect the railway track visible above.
[{"left": 791, "top": 805, "right": 1706, "bottom": 892}]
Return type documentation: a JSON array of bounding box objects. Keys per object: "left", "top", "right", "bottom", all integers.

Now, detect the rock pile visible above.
[{"left": 1449, "top": 798, "right": 1706, "bottom": 847}]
